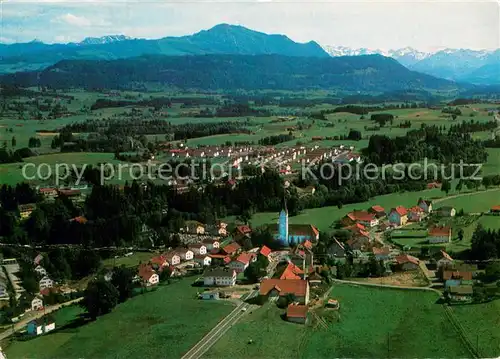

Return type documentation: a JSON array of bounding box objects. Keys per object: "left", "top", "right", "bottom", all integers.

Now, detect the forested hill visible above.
[{"left": 1, "top": 54, "right": 464, "bottom": 92}]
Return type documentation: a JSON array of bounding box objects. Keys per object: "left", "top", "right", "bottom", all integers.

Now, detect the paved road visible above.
[
  {"left": 0, "top": 297, "right": 83, "bottom": 341},
  {"left": 181, "top": 293, "right": 259, "bottom": 359},
  {"left": 331, "top": 278, "right": 442, "bottom": 295}
]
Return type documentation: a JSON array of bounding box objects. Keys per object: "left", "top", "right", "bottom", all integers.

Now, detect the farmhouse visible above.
[
  {"left": 286, "top": 304, "right": 309, "bottom": 324},
  {"left": 407, "top": 206, "right": 425, "bottom": 222},
  {"left": 428, "top": 226, "right": 452, "bottom": 244},
  {"left": 436, "top": 250, "right": 454, "bottom": 269},
  {"left": 203, "top": 268, "right": 236, "bottom": 287},
  {"left": 418, "top": 199, "right": 433, "bottom": 213},
  {"left": 490, "top": 205, "right": 500, "bottom": 215},
  {"left": 388, "top": 207, "right": 408, "bottom": 226},
  {"left": 27, "top": 316, "right": 55, "bottom": 336},
  {"left": 342, "top": 211, "right": 379, "bottom": 227},
  {"left": 259, "top": 279, "right": 310, "bottom": 304},
  {"left": 189, "top": 243, "right": 207, "bottom": 256},
  {"left": 395, "top": 254, "right": 420, "bottom": 271}
]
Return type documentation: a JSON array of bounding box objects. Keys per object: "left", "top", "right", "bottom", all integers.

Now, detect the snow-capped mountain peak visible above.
[{"left": 79, "top": 35, "right": 131, "bottom": 45}]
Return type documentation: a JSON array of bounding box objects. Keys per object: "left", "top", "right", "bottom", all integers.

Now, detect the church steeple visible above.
[{"left": 279, "top": 195, "right": 289, "bottom": 245}]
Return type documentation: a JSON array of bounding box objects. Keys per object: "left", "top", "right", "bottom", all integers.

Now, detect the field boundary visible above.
[{"left": 442, "top": 304, "right": 480, "bottom": 358}]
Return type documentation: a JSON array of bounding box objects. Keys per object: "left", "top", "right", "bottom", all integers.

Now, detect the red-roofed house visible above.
[
  {"left": 280, "top": 262, "right": 304, "bottom": 280},
  {"left": 395, "top": 254, "right": 420, "bottom": 271},
  {"left": 260, "top": 246, "right": 272, "bottom": 258},
  {"left": 428, "top": 226, "right": 452, "bottom": 244},
  {"left": 229, "top": 253, "right": 255, "bottom": 273},
  {"left": 164, "top": 252, "right": 181, "bottom": 266},
  {"left": 150, "top": 255, "right": 169, "bottom": 270},
  {"left": 302, "top": 240, "right": 313, "bottom": 250},
  {"left": 388, "top": 206, "right": 408, "bottom": 226},
  {"left": 221, "top": 242, "right": 241, "bottom": 256},
  {"left": 234, "top": 225, "right": 252, "bottom": 241},
  {"left": 369, "top": 205, "right": 386, "bottom": 218},
  {"left": 286, "top": 304, "right": 309, "bottom": 324},
  {"left": 491, "top": 205, "right": 500, "bottom": 215},
  {"left": 138, "top": 264, "right": 159, "bottom": 286},
  {"left": 259, "top": 279, "right": 310, "bottom": 304},
  {"left": 342, "top": 211, "right": 379, "bottom": 227}
]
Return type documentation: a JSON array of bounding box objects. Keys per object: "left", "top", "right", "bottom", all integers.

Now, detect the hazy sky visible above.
[{"left": 1, "top": 0, "right": 498, "bottom": 51}]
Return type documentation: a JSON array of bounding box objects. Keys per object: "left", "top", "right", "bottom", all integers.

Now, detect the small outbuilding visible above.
[{"left": 286, "top": 303, "right": 309, "bottom": 324}]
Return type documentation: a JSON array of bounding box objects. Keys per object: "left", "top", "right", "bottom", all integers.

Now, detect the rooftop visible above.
[{"left": 286, "top": 304, "right": 308, "bottom": 318}]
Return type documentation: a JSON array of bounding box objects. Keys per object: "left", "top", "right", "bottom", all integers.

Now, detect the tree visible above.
[
  {"left": 111, "top": 266, "right": 134, "bottom": 303},
  {"left": 441, "top": 180, "right": 451, "bottom": 195},
  {"left": 457, "top": 229, "right": 464, "bottom": 241},
  {"left": 81, "top": 279, "right": 119, "bottom": 320},
  {"left": 11, "top": 136, "right": 16, "bottom": 147},
  {"left": 159, "top": 267, "right": 173, "bottom": 282},
  {"left": 455, "top": 180, "right": 463, "bottom": 193},
  {"left": 485, "top": 262, "right": 500, "bottom": 282}
]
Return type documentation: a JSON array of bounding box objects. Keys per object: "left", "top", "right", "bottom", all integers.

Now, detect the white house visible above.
[
  {"left": 31, "top": 297, "right": 43, "bottom": 311},
  {"left": 189, "top": 244, "right": 207, "bottom": 256},
  {"left": 417, "top": 199, "right": 433, "bottom": 214},
  {"left": 175, "top": 248, "right": 194, "bottom": 261},
  {"left": 39, "top": 277, "right": 54, "bottom": 290},
  {"left": 428, "top": 226, "right": 452, "bottom": 244},
  {"left": 203, "top": 268, "right": 236, "bottom": 287},
  {"left": 194, "top": 255, "right": 212, "bottom": 267},
  {"left": 164, "top": 252, "right": 181, "bottom": 266},
  {"left": 228, "top": 253, "right": 254, "bottom": 273},
  {"left": 27, "top": 317, "right": 55, "bottom": 336},
  {"left": 34, "top": 265, "right": 47, "bottom": 277},
  {"left": 203, "top": 239, "right": 220, "bottom": 251},
  {"left": 138, "top": 265, "right": 159, "bottom": 286}
]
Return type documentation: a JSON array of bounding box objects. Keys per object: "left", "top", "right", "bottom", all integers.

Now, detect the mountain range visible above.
[
  {"left": 323, "top": 46, "right": 499, "bottom": 85},
  {"left": 0, "top": 24, "right": 328, "bottom": 73},
  {"left": 0, "top": 23, "right": 497, "bottom": 87}
]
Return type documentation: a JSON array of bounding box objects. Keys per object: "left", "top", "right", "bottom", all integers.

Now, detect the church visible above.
[{"left": 268, "top": 201, "right": 319, "bottom": 247}]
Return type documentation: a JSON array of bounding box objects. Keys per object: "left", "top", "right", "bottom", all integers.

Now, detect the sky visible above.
[{"left": 0, "top": 0, "right": 498, "bottom": 51}]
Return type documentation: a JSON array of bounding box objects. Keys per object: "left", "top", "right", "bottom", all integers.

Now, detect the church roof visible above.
[{"left": 267, "top": 224, "right": 318, "bottom": 237}]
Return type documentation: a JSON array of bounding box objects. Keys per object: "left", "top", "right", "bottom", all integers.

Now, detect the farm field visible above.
[
  {"left": 436, "top": 189, "right": 500, "bottom": 213},
  {"left": 483, "top": 148, "right": 500, "bottom": 176},
  {"left": 3, "top": 279, "right": 235, "bottom": 359},
  {"left": 101, "top": 252, "right": 154, "bottom": 268},
  {"left": 205, "top": 284, "right": 470, "bottom": 358},
  {"left": 452, "top": 301, "right": 500, "bottom": 358}
]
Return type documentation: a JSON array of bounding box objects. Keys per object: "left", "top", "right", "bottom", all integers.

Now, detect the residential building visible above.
[
  {"left": 220, "top": 242, "right": 242, "bottom": 256},
  {"left": 442, "top": 271, "right": 473, "bottom": 281},
  {"left": 38, "top": 188, "right": 58, "bottom": 199},
  {"left": 407, "top": 206, "right": 425, "bottom": 222},
  {"left": 447, "top": 285, "right": 473, "bottom": 302},
  {"left": 436, "top": 250, "right": 454, "bottom": 269},
  {"left": 203, "top": 268, "right": 236, "bottom": 287},
  {"left": 33, "top": 254, "right": 43, "bottom": 266},
  {"left": 27, "top": 316, "right": 55, "bottom": 336},
  {"left": 164, "top": 252, "right": 181, "bottom": 266},
  {"left": 31, "top": 297, "right": 43, "bottom": 311},
  {"left": 259, "top": 279, "right": 310, "bottom": 304},
  {"left": 34, "top": 265, "right": 47, "bottom": 277},
  {"left": 202, "top": 238, "right": 220, "bottom": 251},
  {"left": 327, "top": 238, "right": 346, "bottom": 258},
  {"left": 39, "top": 277, "right": 54, "bottom": 290},
  {"left": 418, "top": 199, "right": 433, "bottom": 214},
  {"left": 428, "top": 226, "right": 452, "bottom": 244},
  {"left": 346, "top": 237, "right": 367, "bottom": 251},
  {"left": 436, "top": 206, "right": 456, "bottom": 217},
  {"left": 229, "top": 252, "right": 255, "bottom": 273},
  {"left": 372, "top": 246, "right": 391, "bottom": 261},
  {"left": 184, "top": 221, "right": 206, "bottom": 235},
  {"left": 259, "top": 245, "right": 272, "bottom": 258},
  {"left": 395, "top": 254, "right": 420, "bottom": 271},
  {"left": 189, "top": 243, "right": 207, "bottom": 256},
  {"left": 286, "top": 304, "right": 309, "bottom": 324},
  {"left": 175, "top": 248, "right": 194, "bottom": 261},
  {"left": 342, "top": 211, "right": 379, "bottom": 228},
  {"left": 138, "top": 264, "right": 159, "bottom": 286},
  {"left": 233, "top": 225, "right": 252, "bottom": 241},
  {"left": 18, "top": 203, "right": 36, "bottom": 219},
  {"left": 388, "top": 206, "right": 408, "bottom": 226},
  {"left": 369, "top": 205, "right": 386, "bottom": 218},
  {"left": 150, "top": 255, "right": 169, "bottom": 270},
  {"left": 194, "top": 255, "right": 212, "bottom": 267}
]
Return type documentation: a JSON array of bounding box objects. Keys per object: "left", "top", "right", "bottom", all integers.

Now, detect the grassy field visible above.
[
  {"left": 3, "top": 279, "right": 235, "bottom": 359},
  {"left": 205, "top": 284, "right": 470, "bottom": 358},
  {"left": 483, "top": 148, "right": 500, "bottom": 176},
  {"left": 102, "top": 252, "right": 153, "bottom": 268},
  {"left": 436, "top": 189, "right": 500, "bottom": 213},
  {"left": 452, "top": 301, "right": 500, "bottom": 358}
]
